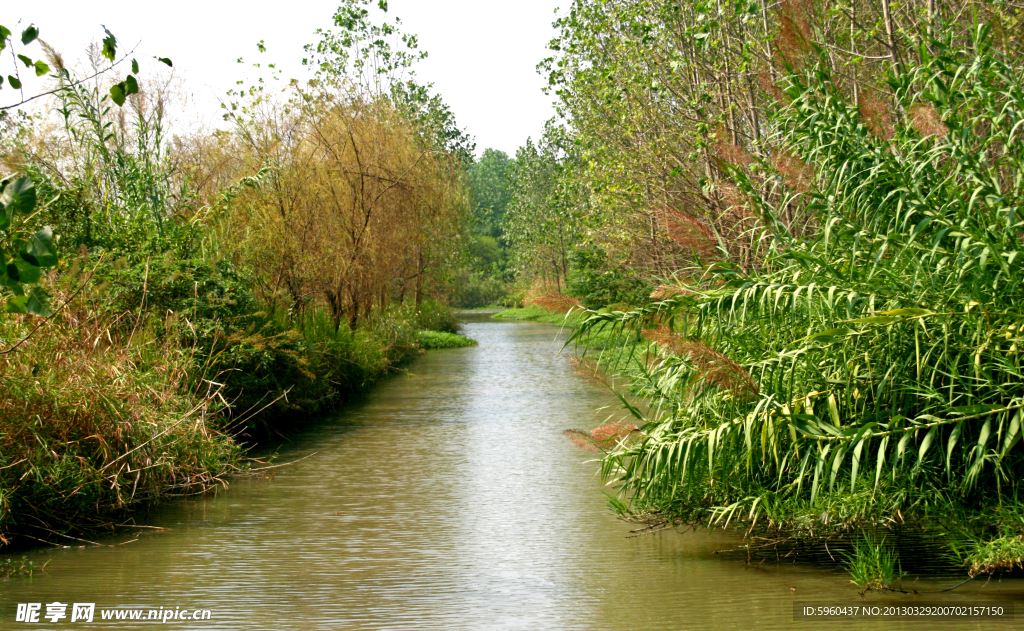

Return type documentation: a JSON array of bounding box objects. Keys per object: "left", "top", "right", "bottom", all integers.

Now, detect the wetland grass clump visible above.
[
  {"left": 494, "top": 294, "right": 585, "bottom": 325},
  {"left": 566, "top": 25, "right": 1024, "bottom": 576},
  {"left": 841, "top": 535, "right": 906, "bottom": 594}
]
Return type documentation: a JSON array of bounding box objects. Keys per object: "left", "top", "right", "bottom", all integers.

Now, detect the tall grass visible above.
[
  {"left": 568, "top": 24, "right": 1024, "bottom": 572},
  {"left": 0, "top": 287, "right": 240, "bottom": 544},
  {"left": 841, "top": 534, "right": 906, "bottom": 593}
]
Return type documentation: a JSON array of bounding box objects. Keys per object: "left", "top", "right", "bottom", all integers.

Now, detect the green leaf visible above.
[
  {"left": 131, "top": 58, "right": 139, "bottom": 74},
  {"left": 875, "top": 308, "right": 935, "bottom": 317},
  {"left": 157, "top": 57, "right": 172, "bottom": 67},
  {"left": 0, "top": 175, "right": 36, "bottom": 215},
  {"left": 22, "top": 227, "right": 58, "bottom": 268},
  {"left": 125, "top": 74, "right": 139, "bottom": 95},
  {"left": 2, "top": 261, "right": 21, "bottom": 286},
  {"left": 8, "top": 75, "right": 21, "bottom": 89},
  {"left": 109, "top": 83, "right": 126, "bottom": 106},
  {"left": 0, "top": 25, "right": 11, "bottom": 52},
  {"left": 794, "top": 327, "right": 859, "bottom": 344},
  {"left": 947, "top": 423, "right": 962, "bottom": 471},
  {"left": 33, "top": 60, "right": 49, "bottom": 76},
  {"left": 25, "top": 287, "right": 52, "bottom": 317},
  {"left": 844, "top": 316, "right": 898, "bottom": 325},
  {"left": 12, "top": 258, "right": 40, "bottom": 284},
  {"left": 1000, "top": 411, "right": 1021, "bottom": 460},
  {"left": 101, "top": 26, "right": 117, "bottom": 62},
  {"left": 17, "top": 54, "right": 33, "bottom": 68},
  {"left": 916, "top": 425, "right": 938, "bottom": 470},
  {"left": 874, "top": 436, "right": 889, "bottom": 490},
  {"left": 21, "top": 24, "right": 38, "bottom": 45}
]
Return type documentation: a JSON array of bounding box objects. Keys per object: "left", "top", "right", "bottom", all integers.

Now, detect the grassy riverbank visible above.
[{"left": 0, "top": 278, "right": 466, "bottom": 545}]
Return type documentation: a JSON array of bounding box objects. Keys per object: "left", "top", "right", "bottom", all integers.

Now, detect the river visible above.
[{"left": 0, "top": 314, "right": 1020, "bottom": 629}]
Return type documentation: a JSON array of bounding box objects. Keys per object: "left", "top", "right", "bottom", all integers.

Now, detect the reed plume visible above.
[
  {"left": 563, "top": 420, "right": 639, "bottom": 452},
  {"left": 642, "top": 325, "right": 759, "bottom": 399},
  {"left": 656, "top": 208, "right": 719, "bottom": 259},
  {"left": 908, "top": 103, "right": 948, "bottom": 138}
]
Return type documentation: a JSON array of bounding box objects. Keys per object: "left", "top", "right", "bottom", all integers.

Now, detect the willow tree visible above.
[{"left": 221, "top": 0, "right": 470, "bottom": 328}]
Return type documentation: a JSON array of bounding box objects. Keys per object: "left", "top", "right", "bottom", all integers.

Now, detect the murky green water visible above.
[{"left": 1, "top": 315, "right": 1020, "bottom": 629}]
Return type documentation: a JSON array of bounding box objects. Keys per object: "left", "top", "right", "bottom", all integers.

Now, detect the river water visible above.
[{"left": 1, "top": 315, "right": 1020, "bottom": 629}]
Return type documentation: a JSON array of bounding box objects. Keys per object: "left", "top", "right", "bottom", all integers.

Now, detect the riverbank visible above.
[
  {"left": 502, "top": 297, "right": 1024, "bottom": 587},
  {"left": 0, "top": 283, "right": 471, "bottom": 548},
  {"left": 566, "top": 314, "right": 1024, "bottom": 586}
]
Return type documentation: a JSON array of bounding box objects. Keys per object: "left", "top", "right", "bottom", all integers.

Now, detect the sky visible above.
[{"left": 2, "top": 0, "right": 563, "bottom": 157}]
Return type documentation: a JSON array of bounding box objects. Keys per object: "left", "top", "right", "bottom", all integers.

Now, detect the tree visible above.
[
  {"left": 468, "top": 148, "right": 511, "bottom": 238},
  {"left": 504, "top": 133, "right": 587, "bottom": 293}
]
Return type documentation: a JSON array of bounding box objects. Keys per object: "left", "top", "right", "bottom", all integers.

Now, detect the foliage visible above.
[
  {"left": 226, "top": 92, "right": 467, "bottom": 331},
  {"left": 504, "top": 132, "right": 587, "bottom": 293},
  {"left": 415, "top": 329, "right": 477, "bottom": 349},
  {"left": 1, "top": 20, "right": 171, "bottom": 113},
  {"left": 469, "top": 148, "right": 512, "bottom": 238},
  {"left": 566, "top": 245, "right": 652, "bottom": 309},
  {"left": 0, "top": 291, "right": 240, "bottom": 544},
  {"left": 841, "top": 534, "right": 906, "bottom": 593},
  {"left": 569, "top": 24, "right": 1024, "bottom": 560},
  {"left": 0, "top": 2, "right": 473, "bottom": 544},
  {"left": 301, "top": 0, "right": 473, "bottom": 161},
  {"left": 0, "top": 175, "right": 56, "bottom": 316},
  {"left": 454, "top": 149, "right": 517, "bottom": 308}
]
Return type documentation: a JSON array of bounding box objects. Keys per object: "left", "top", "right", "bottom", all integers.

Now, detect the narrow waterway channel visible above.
[{"left": 1, "top": 315, "right": 1020, "bottom": 629}]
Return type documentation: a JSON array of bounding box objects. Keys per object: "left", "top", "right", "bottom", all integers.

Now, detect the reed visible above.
[
  {"left": 567, "top": 23, "right": 1024, "bottom": 573},
  {"left": 0, "top": 288, "right": 240, "bottom": 544}
]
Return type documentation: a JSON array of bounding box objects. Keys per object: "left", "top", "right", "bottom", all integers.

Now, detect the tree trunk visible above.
[{"left": 882, "top": 0, "right": 901, "bottom": 77}]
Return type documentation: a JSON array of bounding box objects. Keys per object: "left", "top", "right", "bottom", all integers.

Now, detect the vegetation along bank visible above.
[
  {"left": 491, "top": 0, "right": 1024, "bottom": 589},
  {"left": 0, "top": 2, "right": 476, "bottom": 546}
]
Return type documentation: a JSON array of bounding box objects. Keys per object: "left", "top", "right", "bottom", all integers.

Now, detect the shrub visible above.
[{"left": 0, "top": 301, "right": 239, "bottom": 543}]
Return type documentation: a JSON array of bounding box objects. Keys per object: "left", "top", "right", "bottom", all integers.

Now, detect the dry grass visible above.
[{"left": 0, "top": 295, "right": 239, "bottom": 544}]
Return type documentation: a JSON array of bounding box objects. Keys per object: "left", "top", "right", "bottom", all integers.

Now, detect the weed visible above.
[{"left": 841, "top": 534, "right": 906, "bottom": 594}]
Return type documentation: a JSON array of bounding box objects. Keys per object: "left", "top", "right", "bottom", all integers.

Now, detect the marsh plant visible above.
[
  {"left": 569, "top": 23, "right": 1024, "bottom": 573},
  {"left": 0, "top": 556, "right": 47, "bottom": 580},
  {"left": 841, "top": 535, "right": 906, "bottom": 594}
]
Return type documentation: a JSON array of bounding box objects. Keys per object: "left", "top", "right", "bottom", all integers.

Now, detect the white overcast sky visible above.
[{"left": 3, "top": 0, "right": 563, "bottom": 157}]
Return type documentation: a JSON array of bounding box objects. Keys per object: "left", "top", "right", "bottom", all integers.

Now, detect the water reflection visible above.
[{"left": 0, "top": 316, "right": 1020, "bottom": 629}]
